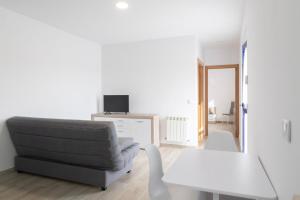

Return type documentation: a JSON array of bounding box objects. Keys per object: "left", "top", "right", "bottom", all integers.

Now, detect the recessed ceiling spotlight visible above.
[{"left": 115, "top": 1, "right": 129, "bottom": 10}]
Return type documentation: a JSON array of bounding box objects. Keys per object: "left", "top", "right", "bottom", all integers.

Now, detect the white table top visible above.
[{"left": 162, "top": 149, "right": 277, "bottom": 200}]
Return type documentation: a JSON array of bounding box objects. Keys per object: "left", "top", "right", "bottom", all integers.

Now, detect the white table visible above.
[{"left": 162, "top": 149, "right": 277, "bottom": 200}]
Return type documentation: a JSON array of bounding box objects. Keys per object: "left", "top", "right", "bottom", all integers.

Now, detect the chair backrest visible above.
[
  {"left": 205, "top": 131, "right": 238, "bottom": 152},
  {"left": 209, "top": 106, "right": 216, "bottom": 114},
  {"left": 7, "top": 116, "right": 125, "bottom": 171},
  {"left": 145, "top": 145, "right": 171, "bottom": 200}
]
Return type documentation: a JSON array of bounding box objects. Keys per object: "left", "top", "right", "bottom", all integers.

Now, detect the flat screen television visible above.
[{"left": 104, "top": 95, "right": 129, "bottom": 114}]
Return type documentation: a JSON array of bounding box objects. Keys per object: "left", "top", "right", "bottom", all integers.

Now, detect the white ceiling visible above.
[{"left": 0, "top": 0, "right": 245, "bottom": 46}]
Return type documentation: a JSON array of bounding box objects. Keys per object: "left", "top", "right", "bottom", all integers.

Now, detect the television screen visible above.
[{"left": 104, "top": 95, "right": 129, "bottom": 113}]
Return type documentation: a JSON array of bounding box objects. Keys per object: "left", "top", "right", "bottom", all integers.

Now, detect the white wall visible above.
[
  {"left": 244, "top": 0, "right": 299, "bottom": 199},
  {"left": 208, "top": 69, "right": 235, "bottom": 121},
  {"left": 196, "top": 37, "right": 205, "bottom": 61},
  {"left": 0, "top": 6, "right": 101, "bottom": 171},
  {"left": 204, "top": 44, "right": 240, "bottom": 65},
  {"left": 102, "top": 36, "right": 198, "bottom": 145}
]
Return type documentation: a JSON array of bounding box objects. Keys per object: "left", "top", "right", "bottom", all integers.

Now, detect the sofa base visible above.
[{"left": 15, "top": 156, "right": 133, "bottom": 188}]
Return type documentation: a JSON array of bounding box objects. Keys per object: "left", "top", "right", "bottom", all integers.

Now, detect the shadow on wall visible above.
[{"left": 0, "top": 119, "right": 16, "bottom": 171}]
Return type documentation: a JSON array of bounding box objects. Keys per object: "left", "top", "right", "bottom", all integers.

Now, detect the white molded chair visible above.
[
  {"left": 145, "top": 144, "right": 211, "bottom": 200},
  {"left": 205, "top": 131, "right": 238, "bottom": 152},
  {"left": 145, "top": 144, "right": 171, "bottom": 200}
]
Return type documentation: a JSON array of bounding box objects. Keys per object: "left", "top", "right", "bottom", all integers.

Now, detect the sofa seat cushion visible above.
[{"left": 118, "top": 137, "right": 136, "bottom": 151}]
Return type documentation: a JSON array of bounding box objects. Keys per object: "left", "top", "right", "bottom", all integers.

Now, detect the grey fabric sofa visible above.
[{"left": 6, "top": 117, "right": 139, "bottom": 190}]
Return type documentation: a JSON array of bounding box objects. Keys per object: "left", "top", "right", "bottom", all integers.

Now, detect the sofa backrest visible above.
[{"left": 6, "top": 117, "right": 125, "bottom": 171}]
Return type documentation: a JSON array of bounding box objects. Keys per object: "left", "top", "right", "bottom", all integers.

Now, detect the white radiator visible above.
[{"left": 166, "top": 116, "right": 188, "bottom": 143}]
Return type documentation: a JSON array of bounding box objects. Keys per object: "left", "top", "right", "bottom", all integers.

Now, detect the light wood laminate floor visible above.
[
  {"left": 208, "top": 122, "right": 235, "bottom": 135},
  {"left": 0, "top": 146, "right": 184, "bottom": 200}
]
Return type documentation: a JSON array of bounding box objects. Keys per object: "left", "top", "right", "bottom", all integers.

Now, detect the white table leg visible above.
[{"left": 213, "top": 193, "right": 219, "bottom": 200}]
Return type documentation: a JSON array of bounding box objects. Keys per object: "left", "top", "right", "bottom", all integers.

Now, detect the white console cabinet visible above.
[{"left": 91, "top": 113, "right": 160, "bottom": 148}]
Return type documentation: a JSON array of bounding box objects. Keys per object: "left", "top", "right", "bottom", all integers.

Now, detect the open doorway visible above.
[{"left": 205, "top": 65, "right": 240, "bottom": 142}]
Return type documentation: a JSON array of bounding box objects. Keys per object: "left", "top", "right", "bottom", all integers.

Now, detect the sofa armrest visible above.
[{"left": 118, "top": 137, "right": 137, "bottom": 151}]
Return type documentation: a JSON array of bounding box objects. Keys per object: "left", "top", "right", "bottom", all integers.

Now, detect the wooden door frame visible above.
[
  {"left": 205, "top": 64, "right": 240, "bottom": 138},
  {"left": 198, "top": 58, "right": 205, "bottom": 143}
]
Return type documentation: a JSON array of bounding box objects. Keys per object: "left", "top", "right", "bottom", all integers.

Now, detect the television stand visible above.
[{"left": 91, "top": 113, "right": 160, "bottom": 148}]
